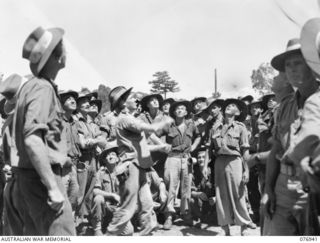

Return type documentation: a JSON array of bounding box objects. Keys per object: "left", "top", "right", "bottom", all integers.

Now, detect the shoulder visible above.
[{"left": 305, "top": 89, "right": 320, "bottom": 106}]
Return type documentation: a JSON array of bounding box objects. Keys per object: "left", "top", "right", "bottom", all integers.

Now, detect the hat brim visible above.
[
  {"left": 271, "top": 49, "right": 302, "bottom": 72},
  {"left": 111, "top": 87, "right": 133, "bottom": 111},
  {"left": 161, "top": 98, "right": 175, "bottom": 106},
  {"left": 224, "top": 98, "right": 248, "bottom": 122},
  {"left": 30, "top": 28, "right": 64, "bottom": 76},
  {"left": 60, "top": 91, "right": 78, "bottom": 101},
  {"left": 248, "top": 101, "right": 263, "bottom": 115},
  {"left": 99, "top": 146, "right": 119, "bottom": 162},
  {"left": 205, "top": 99, "right": 225, "bottom": 111},
  {"left": 141, "top": 94, "right": 163, "bottom": 112},
  {"left": 301, "top": 18, "right": 320, "bottom": 76},
  {"left": 169, "top": 100, "right": 192, "bottom": 118}
]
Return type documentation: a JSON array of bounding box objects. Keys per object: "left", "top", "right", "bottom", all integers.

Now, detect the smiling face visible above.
[{"left": 62, "top": 95, "right": 77, "bottom": 112}]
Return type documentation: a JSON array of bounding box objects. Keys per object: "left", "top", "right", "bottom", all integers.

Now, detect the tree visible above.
[
  {"left": 149, "top": 71, "right": 180, "bottom": 99},
  {"left": 80, "top": 87, "right": 91, "bottom": 94},
  {"left": 251, "top": 63, "right": 277, "bottom": 95}
]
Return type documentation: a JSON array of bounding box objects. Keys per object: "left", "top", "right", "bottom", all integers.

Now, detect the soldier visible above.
[
  {"left": 161, "top": 100, "right": 201, "bottom": 230},
  {"left": 91, "top": 142, "right": 120, "bottom": 236},
  {"left": 1, "top": 74, "right": 30, "bottom": 235},
  {"left": 75, "top": 92, "right": 105, "bottom": 224},
  {"left": 262, "top": 37, "right": 317, "bottom": 235},
  {"left": 106, "top": 86, "right": 173, "bottom": 236},
  {"left": 209, "top": 98, "right": 253, "bottom": 236},
  {"left": 14, "top": 26, "right": 75, "bottom": 235},
  {"left": 190, "top": 97, "right": 207, "bottom": 115},
  {"left": 59, "top": 90, "right": 81, "bottom": 213}
]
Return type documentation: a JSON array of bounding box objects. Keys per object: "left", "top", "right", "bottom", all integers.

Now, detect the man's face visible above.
[
  {"left": 266, "top": 97, "right": 276, "bottom": 109},
  {"left": 147, "top": 97, "right": 159, "bottom": 110},
  {"left": 284, "top": 53, "right": 313, "bottom": 88},
  {"left": 63, "top": 95, "right": 76, "bottom": 112},
  {"left": 106, "top": 151, "right": 119, "bottom": 165},
  {"left": 197, "top": 151, "right": 206, "bottom": 167},
  {"left": 124, "top": 94, "right": 137, "bottom": 111},
  {"left": 193, "top": 100, "right": 205, "bottom": 113},
  {"left": 210, "top": 104, "right": 222, "bottom": 118},
  {"left": 89, "top": 103, "right": 99, "bottom": 115},
  {"left": 250, "top": 104, "right": 262, "bottom": 116},
  {"left": 225, "top": 103, "right": 240, "bottom": 117},
  {"left": 174, "top": 105, "right": 188, "bottom": 118},
  {"left": 78, "top": 99, "right": 90, "bottom": 115},
  {"left": 162, "top": 102, "right": 171, "bottom": 113}
]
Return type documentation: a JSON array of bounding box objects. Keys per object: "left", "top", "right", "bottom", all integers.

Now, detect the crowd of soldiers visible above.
[{"left": 0, "top": 17, "right": 320, "bottom": 237}]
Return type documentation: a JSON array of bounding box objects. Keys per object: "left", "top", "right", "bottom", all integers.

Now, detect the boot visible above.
[
  {"left": 241, "top": 225, "right": 249, "bottom": 236},
  {"left": 182, "top": 213, "right": 194, "bottom": 227},
  {"left": 221, "top": 225, "right": 230, "bottom": 236},
  {"left": 163, "top": 214, "right": 173, "bottom": 230}
]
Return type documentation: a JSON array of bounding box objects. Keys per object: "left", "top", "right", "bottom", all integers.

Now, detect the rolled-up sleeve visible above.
[
  {"left": 120, "top": 115, "right": 143, "bottom": 134},
  {"left": 23, "top": 84, "right": 54, "bottom": 138},
  {"left": 288, "top": 95, "right": 320, "bottom": 164}
]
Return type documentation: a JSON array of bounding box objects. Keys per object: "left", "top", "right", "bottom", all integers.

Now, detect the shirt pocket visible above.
[
  {"left": 226, "top": 131, "right": 240, "bottom": 150},
  {"left": 212, "top": 132, "right": 222, "bottom": 150},
  {"left": 102, "top": 178, "right": 112, "bottom": 191}
]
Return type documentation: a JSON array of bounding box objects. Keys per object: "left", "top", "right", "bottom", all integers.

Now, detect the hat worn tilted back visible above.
[
  {"left": 22, "top": 26, "right": 64, "bottom": 76},
  {"left": 271, "top": 38, "right": 302, "bottom": 72},
  {"left": 140, "top": 93, "right": 163, "bottom": 112},
  {"left": 223, "top": 98, "right": 248, "bottom": 122},
  {"left": 300, "top": 18, "right": 320, "bottom": 76},
  {"left": 109, "top": 86, "right": 133, "bottom": 111},
  {"left": 169, "top": 100, "right": 192, "bottom": 118}
]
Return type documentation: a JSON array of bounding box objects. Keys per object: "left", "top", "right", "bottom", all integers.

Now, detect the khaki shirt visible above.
[
  {"left": 210, "top": 120, "right": 249, "bottom": 156},
  {"left": 94, "top": 166, "right": 119, "bottom": 193},
  {"left": 14, "top": 77, "right": 68, "bottom": 169},
  {"left": 116, "top": 111, "right": 153, "bottom": 169}
]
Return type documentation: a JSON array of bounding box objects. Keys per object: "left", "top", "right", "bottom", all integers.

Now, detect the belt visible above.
[{"left": 280, "top": 163, "right": 300, "bottom": 177}]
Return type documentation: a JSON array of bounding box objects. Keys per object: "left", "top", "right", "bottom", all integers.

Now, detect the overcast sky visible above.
[{"left": 0, "top": 0, "right": 319, "bottom": 99}]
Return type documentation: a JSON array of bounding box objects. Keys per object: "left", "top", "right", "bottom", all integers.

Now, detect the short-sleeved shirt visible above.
[
  {"left": 286, "top": 89, "right": 320, "bottom": 164},
  {"left": 209, "top": 120, "right": 249, "bottom": 156},
  {"left": 116, "top": 111, "right": 153, "bottom": 169},
  {"left": 164, "top": 119, "right": 200, "bottom": 156},
  {"left": 14, "top": 77, "right": 68, "bottom": 169},
  {"left": 62, "top": 115, "right": 81, "bottom": 161},
  {"left": 273, "top": 92, "right": 302, "bottom": 163},
  {"left": 94, "top": 166, "right": 119, "bottom": 193},
  {"left": 138, "top": 110, "right": 166, "bottom": 140}
]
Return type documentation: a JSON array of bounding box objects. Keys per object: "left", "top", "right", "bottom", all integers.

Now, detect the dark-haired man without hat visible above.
[
  {"left": 14, "top": 27, "right": 75, "bottom": 235},
  {"left": 106, "top": 86, "right": 173, "bottom": 235},
  {"left": 262, "top": 34, "right": 319, "bottom": 235}
]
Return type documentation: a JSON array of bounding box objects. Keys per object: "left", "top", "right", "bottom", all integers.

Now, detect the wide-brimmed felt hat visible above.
[
  {"left": 161, "top": 98, "right": 175, "bottom": 106},
  {"left": 190, "top": 97, "right": 207, "bottom": 107},
  {"left": 271, "top": 38, "right": 302, "bottom": 72},
  {"left": 109, "top": 86, "right": 133, "bottom": 111},
  {"left": 239, "top": 95, "right": 254, "bottom": 104},
  {"left": 261, "top": 93, "right": 275, "bottom": 111},
  {"left": 248, "top": 100, "right": 263, "bottom": 116},
  {"left": 90, "top": 99, "right": 102, "bottom": 113},
  {"left": 22, "top": 26, "right": 64, "bottom": 76},
  {"left": 99, "top": 141, "right": 119, "bottom": 163},
  {"left": 87, "top": 91, "right": 98, "bottom": 101},
  {"left": 223, "top": 98, "right": 248, "bottom": 122},
  {"left": 140, "top": 93, "right": 163, "bottom": 112},
  {"left": 76, "top": 91, "right": 91, "bottom": 104},
  {"left": 59, "top": 90, "right": 78, "bottom": 103},
  {"left": 169, "top": 100, "right": 192, "bottom": 118},
  {"left": 300, "top": 18, "right": 320, "bottom": 76},
  {"left": 0, "top": 74, "right": 30, "bottom": 114},
  {"left": 205, "top": 99, "right": 225, "bottom": 111}
]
